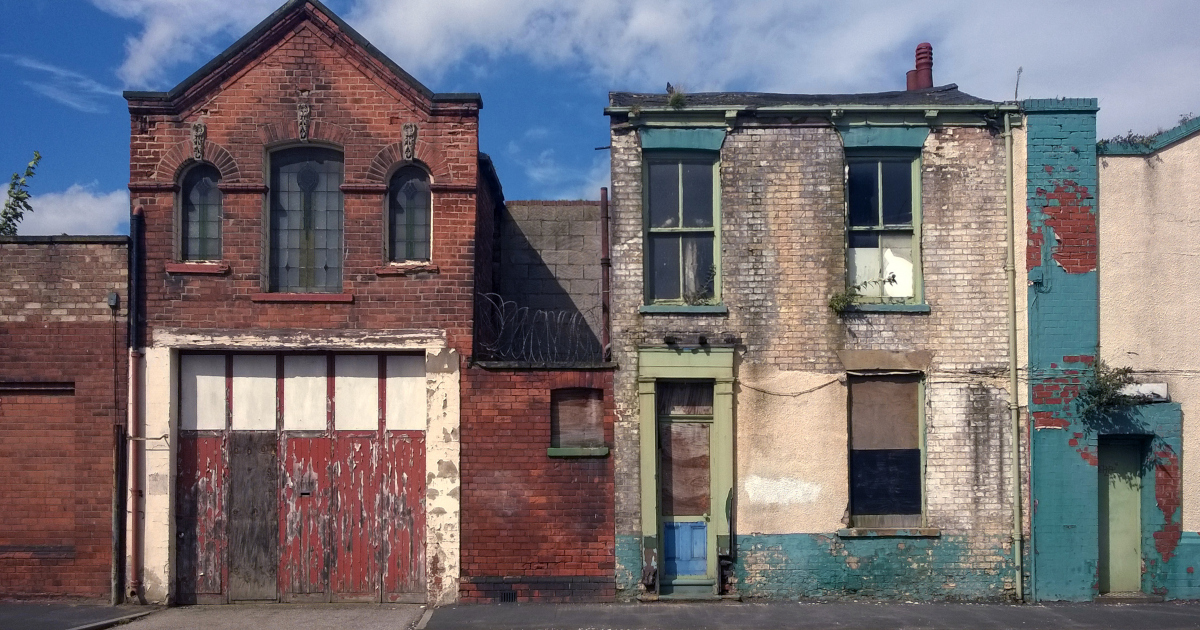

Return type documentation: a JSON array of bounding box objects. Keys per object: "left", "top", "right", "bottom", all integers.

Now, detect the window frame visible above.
[
  {"left": 844, "top": 150, "right": 923, "bottom": 306},
  {"left": 642, "top": 151, "right": 722, "bottom": 307},
  {"left": 266, "top": 145, "right": 345, "bottom": 294},
  {"left": 547, "top": 387, "right": 608, "bottom": 457},
  {"left": 846, "top": 371, "right": 926, "bottom": 528},
  {"left": 177, "top": 162, "right": 223, "bottom": 262},
  {"left": 385, "top": 163, "right": 433, "bottom": 264}
]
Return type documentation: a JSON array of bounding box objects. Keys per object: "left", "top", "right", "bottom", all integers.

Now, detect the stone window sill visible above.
[
  {"left": 843, "top": 303, "right": 931, "bottom": 314},
  {"left": 547, "top": 447, "right": 610, "bottom": 458},
  {"left": 639, "top": 304, "right": 728, "bottom": 315},
  {"left": 375, "top": 263, "right": 439, "bottom": 276},
  {"left": 250, "top": 293, "right": 354, "bottom": 303},
  {"left": 166, "top": 262, "right": 230, "bottom": 275},
  {"left": 837, "top": 527, "right": 940, "bottom": 538}
]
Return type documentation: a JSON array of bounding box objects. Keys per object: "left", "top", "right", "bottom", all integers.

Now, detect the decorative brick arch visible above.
[
  {"left": 156, "top": 140, "right": 239, "bottom": 182},
  {"left": 367, "top": 140, "right": 452, "bottom": 185},
  {"left": 257, "top": 119, "right": 351, "bottom": 149}
]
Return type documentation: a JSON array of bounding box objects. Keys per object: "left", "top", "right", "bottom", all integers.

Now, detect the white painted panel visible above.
[
  {"left": 284, "top": 355, "right": 327, "bottom": 431},
  {"left": 335, "top": 354, "right": 378, "bottom": 431},
  {"left": 848, "top": 247, "right": 882, "bottom": 297},
  {"left": 386, "top": 354, "right": 427, "bottom": 431},
  {"left": 231, "top": 355, "right": 277, "bottom": 431},
  {"left": 180, "top": 354, "right": 226, "bottom": 431}
]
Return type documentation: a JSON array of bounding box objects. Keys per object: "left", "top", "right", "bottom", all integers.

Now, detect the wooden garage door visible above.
[{"left": 176, "top": 353, "right": 426, "bottom": 604}]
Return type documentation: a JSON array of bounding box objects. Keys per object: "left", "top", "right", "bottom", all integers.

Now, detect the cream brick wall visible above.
[{"left": 610, "top": 118, "right": 1018, "bottom": 594}]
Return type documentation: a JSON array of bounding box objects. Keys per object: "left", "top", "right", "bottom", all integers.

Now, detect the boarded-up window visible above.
[
  {"left": 550, "top": 388, "right": 604, "bottom": 448},
  {"left": 848, "top": 373, "right": 921, "bottom": 525}
]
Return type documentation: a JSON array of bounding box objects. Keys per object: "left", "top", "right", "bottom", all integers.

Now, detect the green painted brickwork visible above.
[
  {"left": 615, "top": 534, "right": 642, "bottom": 599},
  {"left": 1023, "top": 102, "right": 1101, "bottom": 602},
  {"left": 733, "top": 534, "right": 1011, "bottom": 600}
]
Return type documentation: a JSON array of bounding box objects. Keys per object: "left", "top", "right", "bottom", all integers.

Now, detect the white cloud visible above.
[
  {"left": 89, "top": 0, "right": 281, "bottom": 88},
  {"left": 14, "top": 184, "right": 129, "bottom": 236},
  {"left": 94, "top": 0, "right": 1200, "bottom": 135},
  {"left": 5, "top": 56, "right": 122, "bottom": 113}
]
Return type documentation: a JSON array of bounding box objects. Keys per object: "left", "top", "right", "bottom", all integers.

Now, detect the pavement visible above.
[
  {"left": 6, "top": 600, "right": 1200, "bottom": 630},
  {"left": 0, "top": 601, "right": 154, "bottom": 630}
]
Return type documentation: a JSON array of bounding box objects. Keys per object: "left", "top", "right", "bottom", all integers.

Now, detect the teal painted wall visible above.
[
  {"left": 733, "top": 534, "right": 1010, "bottom": 600},
  {"left": 1024, "top": 98, "right": 1103, "bottom": 602},
  {"left": 615, "top": 534, "right": 641, "bottom": 599}
]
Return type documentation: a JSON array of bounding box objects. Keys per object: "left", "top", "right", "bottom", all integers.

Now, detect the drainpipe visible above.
[
  {"left": 600, "top": 187, "right": 612, "bottom": 362},
  {"left": 1003, "top": 113, "right": 1024, "bottom": 602},
  {"left": 128, "top": 205, "right": 145, "bottom": 604}
]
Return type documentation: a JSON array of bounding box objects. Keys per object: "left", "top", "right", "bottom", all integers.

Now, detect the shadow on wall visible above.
[{"left": 476, "top": 201, "right": 603, "bottom": 365}]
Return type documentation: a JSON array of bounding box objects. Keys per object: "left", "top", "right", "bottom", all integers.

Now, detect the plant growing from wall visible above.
[
  {"left": 1, "top": 151, "right": 42, "bottom": 236},
  {"left": 828, "top": 273, "right": 896, "bottom": 315},
  {"left": 1076, "top": 359, "right": 1145, "bottom": 418}
]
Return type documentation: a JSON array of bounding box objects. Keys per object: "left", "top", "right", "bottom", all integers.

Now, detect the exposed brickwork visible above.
[
  {"left": 459, "top": 369, "right": 616, "bottom": 602},
  {"left": 0, "top": 238, "right": 129, "bottom": 598},
  {"left": 608, "top": 118, "right": 1016, "bottom": 598},
  {"left": 127, "top": 4, "right": 483, "bottom": 354}
]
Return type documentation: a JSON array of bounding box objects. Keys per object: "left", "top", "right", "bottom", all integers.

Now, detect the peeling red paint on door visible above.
[
  {"left": 176, "top": 436, "right": 227, "bottom": 602},
  {"left": 280, "top": 436, "right": 331, "bottom": 599},
  {"left": 331, "top": 434, "right": 380, "bottom": 600},
  {"left": 381, "top": 432, "right": 426, "bottom": 601}
]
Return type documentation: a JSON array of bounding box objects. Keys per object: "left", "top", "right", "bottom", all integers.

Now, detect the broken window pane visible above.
[
  {"left": 681, "top": 234, "right": 715, "bottom": 300},
  {"left": 880, "top": 232, "right": 914, "bottom": 297}
]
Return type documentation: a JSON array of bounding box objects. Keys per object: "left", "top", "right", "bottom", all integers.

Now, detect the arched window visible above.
[
  {"left": 269, "top": 147, "right": 344, "bottom": 292},
  {"left": 180, "top": 164, "right": 222, "bottom": 261},
  {"left": 388, "top": 166, "right": 431, "bottom": 262}
]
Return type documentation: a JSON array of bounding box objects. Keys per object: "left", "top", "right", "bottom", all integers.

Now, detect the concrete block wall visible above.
[
  {"left": 460, "top": 368, "right": 615, "bottom": 602},
  {"left": 608, "top": 119, "right": 1017, "bottom": 599},
  {"left": 0, "top": 237, "right": 129, "bottom": 598}
]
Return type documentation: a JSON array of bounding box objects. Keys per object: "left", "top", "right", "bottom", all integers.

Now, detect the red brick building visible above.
[
  {"left": 0, "top": 237, "right": 128, "bottom": 598},
  {"left": 119, "top": 0, "right": 615, "bottom": 606}
]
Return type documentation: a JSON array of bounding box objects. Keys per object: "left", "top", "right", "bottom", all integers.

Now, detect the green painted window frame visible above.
[
  {"left": 642, "top": 151, "right": 722, "bottom": 307},
  {"left": 637, "top": 347, "right": 734, "bottom": 595},
  {"left": 844, "top": 150, "right": 924, "bottom": 306},
  {"left": 846, "top": 371, "right": 927, "bottom": 527}
]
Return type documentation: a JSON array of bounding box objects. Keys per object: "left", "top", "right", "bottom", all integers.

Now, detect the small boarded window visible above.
[
  {"left": 550, "top": 388, "right": 604, "bottom": 448},
  {"left": 848, "top": 373, "right": 921, "bottom": 527}
]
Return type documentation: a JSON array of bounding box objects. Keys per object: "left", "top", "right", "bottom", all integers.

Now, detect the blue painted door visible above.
[{"left": 664, "top": 521, "right": 707, "bottom": 576}]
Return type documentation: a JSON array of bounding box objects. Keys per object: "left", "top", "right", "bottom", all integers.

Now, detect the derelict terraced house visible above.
[
  {"left": 122, "top": 0, "right": 614, "bottom": 605},
  {"left": 604, "top": 46, "right": 1029, "bottom": 600}
]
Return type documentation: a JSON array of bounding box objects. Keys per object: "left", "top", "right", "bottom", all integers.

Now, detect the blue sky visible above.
[{"left": 3, "top": 0, "right": 1199, "bottom": 235}]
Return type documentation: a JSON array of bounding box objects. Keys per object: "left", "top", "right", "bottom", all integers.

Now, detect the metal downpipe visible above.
[{"left": 1004, "top": 113, "right": 1024, "bottom": 602}]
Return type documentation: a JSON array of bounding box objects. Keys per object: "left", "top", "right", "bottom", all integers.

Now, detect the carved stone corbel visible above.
[
  {"left": 191, "top": 121, "right": 207, "bottom": 161},
  {"left": 298, "top": 102, "right": 312, "bottom": 142},
  {"left": 402, "top": 122, "right": 418, "bottom": 160}
]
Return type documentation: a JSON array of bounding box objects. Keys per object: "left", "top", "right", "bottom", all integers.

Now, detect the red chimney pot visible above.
[{"left": 910, "top": 42, "right": 934, "bottom": 90}]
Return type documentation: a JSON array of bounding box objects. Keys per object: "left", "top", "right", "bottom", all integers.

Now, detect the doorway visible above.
[{"left": 1098, "top": 437, "right": 1143, "bottom": 594}]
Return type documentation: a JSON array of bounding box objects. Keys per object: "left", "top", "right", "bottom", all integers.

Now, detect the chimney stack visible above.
[{"left": 906, "top": 43, "right": 934, "bottom": 90}]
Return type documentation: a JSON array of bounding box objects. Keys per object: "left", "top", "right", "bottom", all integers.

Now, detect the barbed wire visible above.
[{"left": 475, "top": 292, "right": 604, "bottom": 364}]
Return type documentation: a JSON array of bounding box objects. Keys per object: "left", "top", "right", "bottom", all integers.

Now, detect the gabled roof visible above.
[
  {"left": 1098, "top": 116, "right": 1200, "bottom": 155},
  {"left": 609, "top": 84, "right": 997, "bottom": 110},
  {"left": 123, "top": 0, "right": 479, "bottom": 107}
]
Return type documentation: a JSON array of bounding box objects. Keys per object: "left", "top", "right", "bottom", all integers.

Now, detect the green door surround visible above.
[{"left": 638, "top": 346, "right": 734, "bottom": 596}]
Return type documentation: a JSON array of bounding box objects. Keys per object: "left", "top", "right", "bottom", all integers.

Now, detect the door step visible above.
[{"left": 1096, "top": 591, "right": 1164, "bottom": 604}]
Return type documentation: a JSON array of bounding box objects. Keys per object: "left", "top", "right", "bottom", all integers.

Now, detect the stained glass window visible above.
[
  {"left": 388, "top": 166, "right": 431, "bottom": 261},
  {"left": 181, "top": 164, "right": 222, "bottom": 261},
  {"left": 269, "top": 148, "right": 344, "bottom": 293}
]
